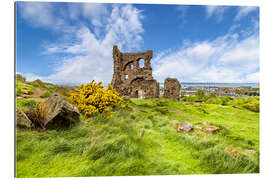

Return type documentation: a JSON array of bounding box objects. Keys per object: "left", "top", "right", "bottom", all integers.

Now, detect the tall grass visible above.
[{"left": 16, "top": 98, "right": 259, "bottom": 177}]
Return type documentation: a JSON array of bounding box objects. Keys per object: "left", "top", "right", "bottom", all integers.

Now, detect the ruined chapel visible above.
[{"left": 111, "top": 45, "right": 159, "bottom": 99}]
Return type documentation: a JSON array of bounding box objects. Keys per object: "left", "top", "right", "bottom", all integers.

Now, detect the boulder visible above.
[
  {"left": 16, "top": 109, "right": 32, "bottom": 128},
  {"left": 177, "top": 121, "right": 193, "bottom": 132},
  {"left": 43, "top": 93, "right": 80, "bottom": 129},
  {"left": 203, "top": 125, "right": 220, "bottom": 133}
]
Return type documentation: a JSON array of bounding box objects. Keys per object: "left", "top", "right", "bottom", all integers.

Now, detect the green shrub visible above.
[
  {"left": 16, "top": 74, "right": 26, "bottom": 82},
  {"left": 16, "top": 80, "right": 34, "bottom": 96},
  {"left": 44, "top": 83, "right": 59, "bottom": 92},
  {"left": 196, "top": 89, "right": 206, "bottom": 101},
  {"left": 40, "top": 91, "right": 51, "bottom": 98},
  {"left": 220, "top": 96, "right": 233, "bottom": 105},
  {"left": 181, "top": 96, "right": 198, "bottom": 102},
  {"left": 243, "top": 101, "right": 259, "bottom": 112},
  {"left": 230, "top": 97, "right": 259, "bottom": 112},
  {"left": 32, "top": 82, "right": 40, "bottom": 87},
  {"left": 206, "top": 97, "right": 222, "bottom": 105}
]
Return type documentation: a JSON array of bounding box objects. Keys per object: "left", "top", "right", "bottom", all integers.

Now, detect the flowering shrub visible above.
[{"left": 69, "top": 81, "right": 124, "bottom": 117}]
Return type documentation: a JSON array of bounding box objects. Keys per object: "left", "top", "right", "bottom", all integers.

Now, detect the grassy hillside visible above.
[{"left": 16, "top": 97, "right": 259, "bottom": 177}]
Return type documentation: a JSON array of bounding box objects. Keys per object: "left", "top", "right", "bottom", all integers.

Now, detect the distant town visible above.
[{"left": 159, "top": 82, "right": 260, "bottom": 98}]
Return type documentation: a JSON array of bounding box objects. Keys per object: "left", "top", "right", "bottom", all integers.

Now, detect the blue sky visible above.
[{"left": 16, "top": 1, "right": 259, "bottom": 85}]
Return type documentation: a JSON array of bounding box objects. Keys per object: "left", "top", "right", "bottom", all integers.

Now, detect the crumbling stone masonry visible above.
[
  {"left": 111, "top": 45, "right": 159, "bottom": 99},
  {"left": 164, "top": 78, "right": 181, "bottom": 100}
]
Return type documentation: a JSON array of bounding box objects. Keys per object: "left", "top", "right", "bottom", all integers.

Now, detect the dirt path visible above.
[{"left": 30, "top": 87, "right": 44, "bottom": 98}]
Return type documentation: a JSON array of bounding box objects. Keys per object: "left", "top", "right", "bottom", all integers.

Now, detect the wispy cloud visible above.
[
  {"left": 152, "top": 29, "right": 259, "bottom": 83},
  {"left": 23, "top": 4, "right": 144, "bottom": 85},
  {"left": 18, "top": 2, "right": 69, "bottom": 31},
  {"left": 176, "top": 5, "right": 189, "bottom": 24},
  {"left": 205, "top": 5, "right": 227, "bottom": 22},
  {"left": 235, "top": 6, "right": 258, "bottom": 21}
]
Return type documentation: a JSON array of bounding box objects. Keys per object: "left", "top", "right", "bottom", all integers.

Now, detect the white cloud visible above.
[
  {"left": 40, "top": 4, "right": 144, "bottom": 85},
  {"left": 246, "top": 72, "right": 259, "bottom": 83},
  {"left": 18, "top": 2, "right": 110, "bottom": 34},
  {"left": 152, "top": 32, "right": 259, "bottom": 83},
  {"left": 18, "top": 2, "right": 55, "bottom": 28},
  {"left": 17, "top": 72, "right": 42, "bottom": 82},
  {"left": 18, "top": 2, "right": 69, "bottom": 31},
  {"left": 205, "top": 5, "right": 227, "bottom": 22},
  {"left": 67, "top": 3, "right": 109, "bottom": 27},
  {"left": 235, "top": 6, "right": 257, "bottom": 21}
]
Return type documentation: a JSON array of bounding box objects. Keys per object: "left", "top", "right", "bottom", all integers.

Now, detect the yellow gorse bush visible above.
[{"left": 69, "top": 81, "right": 123, "bottom": 117}]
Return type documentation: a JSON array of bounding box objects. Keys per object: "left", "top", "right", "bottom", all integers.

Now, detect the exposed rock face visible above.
[
  {"left": 177, "top": 121, "right": 193, "bottom": 132},
  {"left": 203, "top": 125, "right": 220, "bottom": 133},
  {"left": 43, "top": 93, "right": 80, "bottom": 129},
  {"left": 111, "top": 45, "right": 159, "bottom": 99},
  {"left": 164, "top": 78, "right": 181, "bottom": 100},
  {"left": 16, "top": 108, "right": 32, "bottom": 128}
]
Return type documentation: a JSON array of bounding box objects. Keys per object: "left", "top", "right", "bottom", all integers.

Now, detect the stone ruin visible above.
[
  {"left": 111, "top": 45, "right": 159, "bottom": 99},
  {"left": 111, "top": 45, "right": 182, "bottom": 100},
  {"left": 164, "top": 78, "right": 181, "bottom": 100}
]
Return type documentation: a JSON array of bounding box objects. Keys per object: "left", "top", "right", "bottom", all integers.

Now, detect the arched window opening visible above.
[
  {"left": 130, "top": 63, "right": 134, "bottom": 70},
  {"left": 125, "top": 74, "right": 128, "bottom": 80},
  {"left": 139, "top": 59, "right": 144, "bottom": 68},
  {"left": 138, "top": 90, "right": 143, "bottom": 99}
]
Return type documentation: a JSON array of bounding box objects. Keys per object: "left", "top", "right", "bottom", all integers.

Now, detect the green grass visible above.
[
  {"left": 16, "top": 98, "right": 259, "bottom": 177},
  {"left": 40, "top": 91, "right": 51, "bottom": 98},
  {"left": 44, "top": 82, "right": 59, "bottom": 92},
  {"left": 16, "top": 99, "right": 37, "bottom": 112},
  {"left": 16, "top": 80, "right": 35, "bottom": 96}
]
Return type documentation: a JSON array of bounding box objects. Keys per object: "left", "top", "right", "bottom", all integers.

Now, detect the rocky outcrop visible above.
[
  {"left": 16, "top": 108, "right": 32, "bottom": 128},
  {"left": 43, "top": 93, "right": 80, "bottom": 129},
  {"left": 164, "top": 78, "right": 181, "bottom": 100},
  {"left": 177, "top": 121, "right": 193, "bottom": 132}
]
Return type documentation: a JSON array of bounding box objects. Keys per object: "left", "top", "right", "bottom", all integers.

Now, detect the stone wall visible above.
[
  {"left": 164, "top": 78, "right": 181, "bottom": 100},
  {"left": 111, "top": 45, "right": 159, "bottom": 99}
]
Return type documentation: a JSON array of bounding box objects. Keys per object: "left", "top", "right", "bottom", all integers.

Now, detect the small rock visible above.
[
  {"left": 203, "top": 125, "right": 220, "bottom": 133},
  {"left": 22, "top": 89, "right": 28, "bottom": 94},
  {"left": 225, "top": 147, "right": 243, "bottom": 157},
  {"left": 16, "top": 109, "right": 32, "bottom": 128},
  {"left": 246, "top": 149, "right": 256, "bottom": 154},
  {"left": 177, "top": 121, "right": 193, "bottom": 132}
]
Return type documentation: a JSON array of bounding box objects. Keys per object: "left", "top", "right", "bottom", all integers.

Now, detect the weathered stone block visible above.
[{"left": 164, "top": 78, "right": 181, "bottom": 100}]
